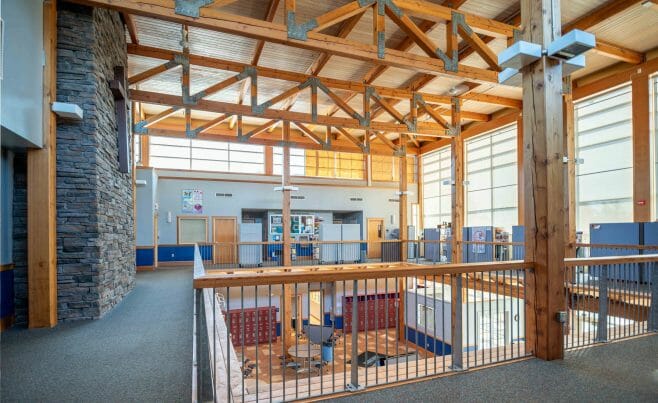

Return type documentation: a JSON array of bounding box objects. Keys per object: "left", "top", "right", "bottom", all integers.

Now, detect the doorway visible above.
[
  {"left": 309, "top": 290, "right": 323, "bottom": 326},
  {"left": 212, "top": 216, "right": 237, "bottom": 264},
  {"left": 367, "top": 218, "right": 385, "bottom": 259}
]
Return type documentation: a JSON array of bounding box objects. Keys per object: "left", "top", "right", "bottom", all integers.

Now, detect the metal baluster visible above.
[
  {"left": 375, "top": 278, "right": 379, "bottom": 386},
  {"left": 349, "top": 279, "right": 360, "bottom": 391},
  {"left": 225, "top": 287, "right": 230, "bottom": 402},
  {"left": 364, "top": 279, "right": 368, "bottom": 387},
  {"left": 424, "top": 275, "right": 428, "bottom": 376},
  {"left": 385, "top": 278, "right": 389, "bottom": 384},
  {"left": 281, "top": 284, "right": 286, "bottom": 402},
  {"left": 307, "top": 282, "right": 311, "bottom": 399},
  {"left": 597, "top": 265, "right": 608, "bottom": 343},
  {"left": 241, "top": 287, "right": 245, "bottom": 403},
  {"left": 255, "top": 285, "right": 259, "bottom": 403},
  {"left": 395, "top": 277, "right": 400, "bottom": 382},
  {"left": 442, "top": 274, "right": 446, "bottom": 372},
  {"left": 295, "top": 283, "right": 299, "bottom": 400},
  {"left": 451, "top": 273, "right": 463, "bottom": 371},
  {"left": 268, "top": 285, "right": 272, "bottom": 402}
]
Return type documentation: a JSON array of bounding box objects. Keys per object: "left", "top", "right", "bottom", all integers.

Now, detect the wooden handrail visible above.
[
  {"left": 193, "top": 260, "right": 532, "bottom": 288},
  {"left": 574, "top": 243, "right": 658, "bottom": 250},
  {"left": 564, "top": 254, "right": 658, "bottom": 267}
]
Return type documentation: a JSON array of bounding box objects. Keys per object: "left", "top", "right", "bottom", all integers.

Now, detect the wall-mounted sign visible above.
[{"left": 182, "top": 189, "right": 203, "bottom": 214}]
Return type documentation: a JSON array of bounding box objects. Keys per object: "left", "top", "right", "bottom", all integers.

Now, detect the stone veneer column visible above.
[{"left": 54, "top": 3, "right": 135, "bottom": 321}]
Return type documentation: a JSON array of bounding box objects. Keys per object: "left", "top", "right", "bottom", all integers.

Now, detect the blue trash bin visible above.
[{"left": 321, "top": 343, "right": 334, "bottom": 362}]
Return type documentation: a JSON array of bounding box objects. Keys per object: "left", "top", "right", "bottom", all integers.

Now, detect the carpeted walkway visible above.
[
  {"left": 330, "top": 334, "right": 658, "bottom": 403},
  {"left": 1, "top": 267, "right": 193, "bottom": 402}
]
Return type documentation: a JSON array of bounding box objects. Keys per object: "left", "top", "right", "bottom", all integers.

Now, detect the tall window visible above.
[
  {"left": 273, "top": 147, "right": 306, "bottom": 176},
  {"left": 465, "top": 124, "right": 518, "bottom": 232},
  {"left": 575, "top": 85, "right": 633, "bottom": 240},
  {"left": 422, "top": 147, "right": 452, "bottom": 229},
  {"left": 371, "top": 155, "right": 417, "bottom": 183},
  {"left": 149, "top": 136, "right": 264, "bottom": 173},
  {"left": 134, "top": 134, "right": 141, "bottom": 166}
]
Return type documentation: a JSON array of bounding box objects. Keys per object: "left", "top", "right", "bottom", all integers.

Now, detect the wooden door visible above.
[
  {"left": 213, "top": 217, "right": 237, "bottom": 264},
  {"left": 367, "top": 218, "right": 384, "bottom": 259}
]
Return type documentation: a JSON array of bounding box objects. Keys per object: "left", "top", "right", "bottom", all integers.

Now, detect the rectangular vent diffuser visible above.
[
  {"left": 350, "top": 197, "right": 363, "bottom": 201},
  {"left": 215, "top": 193, "right": 233, "bottom": 197},
  {"left": 291, "top": 195, "right": 306, "bottom": 200}
]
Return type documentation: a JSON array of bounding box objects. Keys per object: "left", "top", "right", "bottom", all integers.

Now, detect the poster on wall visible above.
[
  {"left": 182, "top": 189, "right": 204, "bottom": 214},
  {"left": 270, "top": 215, "right": 283, "bottom": 234},
  {"left": 472, "top": 229, "right": 486, "bottom": 254}
]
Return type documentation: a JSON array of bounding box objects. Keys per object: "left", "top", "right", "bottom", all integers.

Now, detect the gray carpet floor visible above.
[
  {"left": 1, "top": 267, "right": 193, "bottom": 402},
  {"left": 331, "top": 334, "right": 658, "bottom": 403}
]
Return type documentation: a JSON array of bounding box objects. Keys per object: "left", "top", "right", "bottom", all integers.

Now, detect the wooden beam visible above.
[
  {"left": 456, "top": 23, "right": 502, "bottom": 71},
  {"left": 264, "top": 146, "right": 274, "bottom": 175},
  {"left": 385, "top": 5, "right": 443, "bottom": 60},
  {"left": 372, "top": 131, "right": 399, "bottom": 152},
  {"left": 461, "top": 92, "right": 522, "bottom": 109},
  {"left": 140, "top": 134, "right": 150, "bottom": 167},
  {"left": 592, "top": 40, "right": 644, "bottom": 65},
  {"left": 122, "top": 13, "right": 139, "bottom": 44},
  {"left": 293, "top": 121, "right": 326, "bottom": 146},
  {"left": 521, "top": 0, "right": 565, "bottom": 361},
  {"left": 632, "top": 72, "right": 651, "bottom": 222},
  {"left": 251, "top": 0, "right": 281, "bottom": 65},
  {"left": 399, "top": 133, "right": 409, "bottom": 260},
  {"left": 74, "top": 0, "right": 499, "bottom": 83},
  {"left": 128, "top": 60, "right": 178, "bottom": 85},
  {"left": 573, "top": 57, "right": 658, "bottom": 100},
  {"left": 311, "top": 0, "right": 370, "bottom": 32},
  {"left": 282, "top": 121, "right": 292, "bottom": 267},
  {"left": 450, "top": 98, "right": 463, "bottom": 264},
  {"left": 27, "top": 0, "right": 57, "bottom": 328}
]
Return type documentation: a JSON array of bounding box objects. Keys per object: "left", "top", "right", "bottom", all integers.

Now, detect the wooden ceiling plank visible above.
[{"left": 562, "top": 0, "right": 645, "bottom": 33}]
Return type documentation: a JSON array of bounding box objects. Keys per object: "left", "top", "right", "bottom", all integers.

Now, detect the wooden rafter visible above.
[
  {"left": 293, "top": 121, "right": 327, "bottom": 146},
  {"left": 310, "top": 0, "right": 371, "bottom": 32},
  {"left": 371, "top": 131, "right": 399, "bottom": 151},
  {"left": 242, "top": 119, "right": 280, "bottom": 140},
  {"left": 128, "top": 59, "right": 178, "bottom": 85},
  {"left": 122, "top": 13, "right": 139, "bottom": 44}
]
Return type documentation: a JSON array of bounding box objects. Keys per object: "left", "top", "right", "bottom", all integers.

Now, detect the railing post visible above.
[
  {"left": 596, "top": 264, "right": 608, "bottom": 342},
  {"left": 649, "top": 262, "right": 658, "bottom": 332},
  {"left": 348, "top": 280, "right": 362, "bottom": 391},
  {"left": 450, "top": 274, "right": 463, "bottom": 370},
  {"left": 194, "top": 288, "right": 214, "bottom": 402}
]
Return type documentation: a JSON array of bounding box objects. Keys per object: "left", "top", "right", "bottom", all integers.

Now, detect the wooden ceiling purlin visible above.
[{"left": 73, "top": 0, "right": 509, "bottom": 83}]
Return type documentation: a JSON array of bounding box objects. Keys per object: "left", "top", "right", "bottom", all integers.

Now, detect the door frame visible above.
[
  {"left": 367, "top": 218, "right": 385, "bottom": 259},
  {"left": 212, "top": 216, "right": 238, "bottom": 264}
]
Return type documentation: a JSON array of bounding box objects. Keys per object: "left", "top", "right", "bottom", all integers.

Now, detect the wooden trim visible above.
[
  {"left": 564, "top": 254, "right": 658, "bottom": 267},
  {"left": 177, "top": 215, "right": 209, "bottom": 244},
  {"left": 136, "top": 265, "right": 155, "bottom": 271},
  {"left": 632, "top": 72, "right": 651, "bottom": 221},
  {"left": 516, "top": 115, "right": 524, "bottom": 226},
  {"left": 450, "top": 99, "right": 464, "bottom": 264},
  {"left": 27, "top": 0, "right": 58, "bottom": 328},
  {"left": 264, "top": 146, "right": 274, "bottom": 175},
  {"left": 194, "top": 260, "right": 533, "bottom": 288},
  {"left": 0, "top": 263, "right": 15, "bottom": 272}
]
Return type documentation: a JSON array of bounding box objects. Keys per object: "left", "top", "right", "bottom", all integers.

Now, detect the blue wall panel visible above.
[
  {"left": 157, "top": 245, "right": 212, "bottom": 262},
  {"left": 136, "top": 248, "right": 154, "bottom": 266},
  {"left": 406, "top": 327, "right": 452, "bottom": 356},
  {"left": 0, "top": 270, "right": 14, "bottom": 318}
]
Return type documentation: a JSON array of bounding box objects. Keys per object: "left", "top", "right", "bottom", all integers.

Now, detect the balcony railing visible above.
[
  {"left": 563, "top": 254, "right": 658, "bottom": 350},
  {"left": 193, "top": 245, "right": 530, "bottom": 402}
]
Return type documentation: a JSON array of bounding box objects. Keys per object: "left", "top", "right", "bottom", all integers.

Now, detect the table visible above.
[{"left": 288, "top": 343, "right": 321, "bottom": 359}]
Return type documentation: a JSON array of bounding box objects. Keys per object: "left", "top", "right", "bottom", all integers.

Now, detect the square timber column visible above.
[
  {"left": 450, "top": 97, "right": 464, "bottom": 369},
  {"left": 281, "top": 120, "right": 294, "bottom": 350},
  {"left": 27, "top": 0, "right": 57, "bottom": 328},
  {"left": 521, "top": 0, "right": 566, "bottom": 360}
]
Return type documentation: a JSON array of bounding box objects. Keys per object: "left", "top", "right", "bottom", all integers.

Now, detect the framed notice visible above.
[{"left": 182, "top": 189, "right": 203, "bottom": 214}]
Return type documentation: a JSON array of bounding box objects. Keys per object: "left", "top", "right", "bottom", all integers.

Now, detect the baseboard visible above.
[
  {"left": 0, "top": 315, "right": 15, "bottom": 332},
  {"left": 136, "top": 265, "right": 155, "bottom": 271}
]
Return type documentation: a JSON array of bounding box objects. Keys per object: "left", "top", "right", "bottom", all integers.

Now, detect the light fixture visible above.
[
  {"left": 498, "top": 67, "right": 521, "bottom": 85},
  {"left": 51, "top": 102, "right": 84, "bottom": 120},
  {"left": 547, "top": 30, "right": 596, "bottom": 61},
  {"left": 447, "top": 84, "right": 470, "bottom": 96},
  {"left": 498, "top": 41, "right": 542, "bottom": 70},
  {"left": 563, "top": 54, "right": 586, "bottom": 76},
  {"left": 274, "top": 185, "right": 299, "bottom": 191}
]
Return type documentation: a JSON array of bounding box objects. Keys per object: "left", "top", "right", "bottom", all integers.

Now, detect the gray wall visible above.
[
  {"left": 136, "top": 168, "right": 157, "bottom": 246},
  {"left": 145, "top": 169, "right": 418, "bottom": 245},
  {"left": 0, "top": 0, "right": 44, "bottom": 148},
  {"left": 1, "top": 149, "right": 14, "bottom": 265}
]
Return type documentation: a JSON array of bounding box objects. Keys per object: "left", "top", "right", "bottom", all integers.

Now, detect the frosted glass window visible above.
[
  {"left": 147, "top": 136, "right": 264, "bottom": 173},
  {"left": 465, "top": 124, "right": 518, "bottom": 232},
  {"left": 134, "top": 135, "right": 141, "bottom": 166},
  {"left": 178, "top": 217, "right": 208, "bottom": 244},
  {"left": 422, "top": 146, "right": 452, "bottom": 229},
  {"left": 575, "top": 85, "right": 633, "bottom": 241}
]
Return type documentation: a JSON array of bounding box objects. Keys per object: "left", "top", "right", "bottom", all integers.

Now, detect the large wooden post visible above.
[
  {"left": 632, "top": 71, "right": 651, "bottom": 222},
  {"left": 27, "top": 0, "right": 58, "bottom": 328},
  {"left": 398, "top": 134, "right": 408, "bottom": 341},
  {"left": 399, "top": 134, "right": 408, "bottom": 260},
  {"left": 281, "top": 121, "right": 294, "bottom": 350},
  {"left": 450, "top": 97, "right": 463, "bottom": 264},
  {"left": 563, "top": 78, "right": 577, "bottom": 258},
  {"left": 521, "top": 0, "right": 565, "bottom": 361},
  {"left": 449, "top": 96, "right": 464, "bottom": 369}
]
